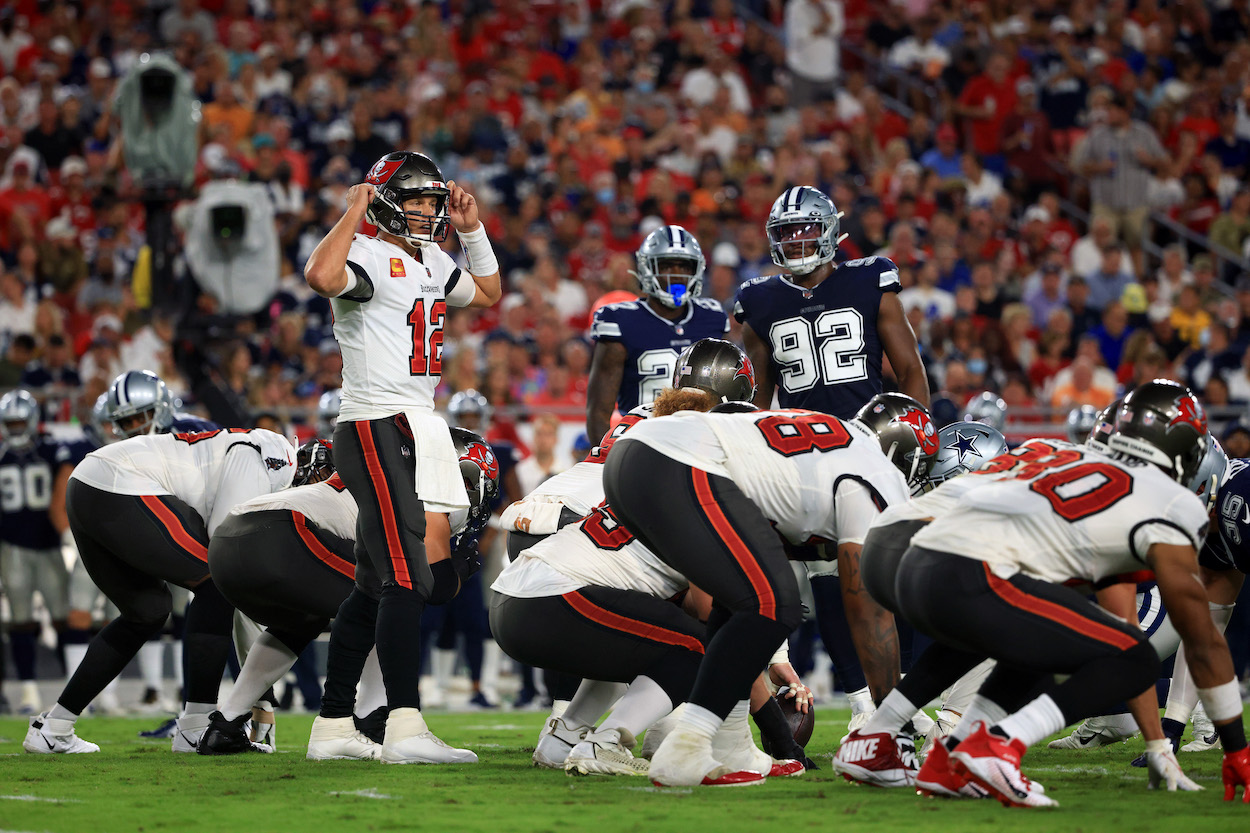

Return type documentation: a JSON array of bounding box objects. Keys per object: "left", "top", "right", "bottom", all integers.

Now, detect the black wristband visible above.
[
  {"left": 427, "top": 559, "right": 460, "bottom": 605},
  {"left": 1160, "top": 717, "right": 1186, "bottom": 740},
  {"left": 1215, "top": 720, "right": 1248, "bottom": 754}
]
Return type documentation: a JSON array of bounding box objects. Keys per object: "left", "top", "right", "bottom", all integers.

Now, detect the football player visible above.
[
  {"left": 842, "top": 382, "right": 1250, "bottom": 807},
  {"left": 601, "top": 394, "right": 925, "bottom": 786},
  {"left": 303, "top": 151, "right": 501, "bottom": 765},
  {"left": 734, "top": 187, "right": 929, "bottom": 733},
  {"left": 23, "top": 427, "right": 295, "bottom": 754},
  {"left": 0, "top": 390, "right": 71, "bottom": 714},
  {"left": 586, "top": 224, "right": 729, "bottom": 443},
  {"left": 200, "top": 431, "right": 498, "bottom": 757}
]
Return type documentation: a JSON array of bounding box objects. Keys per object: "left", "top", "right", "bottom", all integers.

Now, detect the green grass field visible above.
[{"left": 1, "top": 708, "right": 1247, "bottom": 833}]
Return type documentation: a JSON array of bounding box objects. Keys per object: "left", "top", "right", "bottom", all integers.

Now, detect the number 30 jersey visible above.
[
  {"left": 617, "top": 408, "right": 910, "bottom": 546},
  {"left": 590, "top": 297, "right": 728, "bottom": 414},
  {"left": 733, "top": 256, "right": 900, "bottom": 419},
  {"left": 332, "top": 234, "right": 477, "bottom": 421},
  {"left": 910, "top": 439, "right": 1208, "bottom": 587}
]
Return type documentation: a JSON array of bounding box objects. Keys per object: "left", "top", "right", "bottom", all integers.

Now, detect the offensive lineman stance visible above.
[{"left": 303, "top": 151, "right": 501, "bottom": 763}]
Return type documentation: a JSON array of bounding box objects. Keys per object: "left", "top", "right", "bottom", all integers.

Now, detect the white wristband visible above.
[
  {"left": 1197, "top": 679, "right": 1242, "bottom": 722},
  {"left": 768, "top": 639, "right": 790, "bottom": 668},
  {"left": 457, "top": 224, "right": 499, "bottom": 277}
]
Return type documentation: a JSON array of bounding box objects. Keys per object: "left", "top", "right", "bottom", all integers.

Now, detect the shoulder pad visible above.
[
  {"left": 841, "top": 256, "right": 901, "bottom": 291},
  {"left": 740, "top": 275, "right": 775, "bottom": 289},
  {"left": 693, "top": 297, "right": 725, "bottom": 312}
]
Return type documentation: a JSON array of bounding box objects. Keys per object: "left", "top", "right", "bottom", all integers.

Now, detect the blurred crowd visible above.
[{"left": 2, "top": 0, "right": 1250, "bottom": 458}]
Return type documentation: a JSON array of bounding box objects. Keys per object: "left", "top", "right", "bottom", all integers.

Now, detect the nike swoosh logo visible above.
[
  {"left": 43, "top": 735, "right": 55, "bottom": 750},
  {"left": 180, "top": 732, "right": 197, "bottom": 748}
]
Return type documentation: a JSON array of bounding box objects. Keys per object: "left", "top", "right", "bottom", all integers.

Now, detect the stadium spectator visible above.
[{"left": 784, "top": 0, "right": 844, "bottom": 106}]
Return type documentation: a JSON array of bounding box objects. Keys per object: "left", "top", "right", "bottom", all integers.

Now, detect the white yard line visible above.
[{"left": 327, "top": 789, "right": 397, "bottom": 800}]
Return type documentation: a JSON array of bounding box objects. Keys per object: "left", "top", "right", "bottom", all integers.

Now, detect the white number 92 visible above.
[{"left": 769, "top": 307, "right": 868, "bottom": 392}]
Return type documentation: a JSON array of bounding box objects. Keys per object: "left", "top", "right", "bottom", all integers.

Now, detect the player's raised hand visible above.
[
  {"left": 345, "top": 183, "right": 376, "bottom": 213},
  {"left": 1145, "top": 740, "right": 1203, "bottom": 792},
  {"left": 446, "top": 179, "right": 480, "bottom": 233},
  {"left": 1224, "top": 747, "right": 1250, "bottom": 803}
]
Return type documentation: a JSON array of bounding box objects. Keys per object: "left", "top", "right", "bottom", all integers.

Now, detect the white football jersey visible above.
[
  {"left": 502, "top": 406, "right": 652, "bottom": 534},
  {"left": 910, "top": 439, "right": 1209, "bottom": 586},
  {"left": 874, "top": 466, "right": 997, "bottom": 527},
  {"left": 492, "top": 503, "right": 687, "bottom": 600},
  {"left": 332, "top": 234, "right": 477, "bottom": 421},
  {"left": 229, "top": 472, "right": 358, "bottom": 541},
  {"left": 71, "top": 429, "right": 296, "bottom": 535},
  {"left": 618, "top": 409, "right": 910, "bottom": 545}
]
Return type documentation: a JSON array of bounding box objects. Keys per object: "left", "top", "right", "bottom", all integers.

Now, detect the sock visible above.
[
  {"left": 994, "top": 694, "right": 1066, "bottom": 748},
  {"left": 947, "top": 693, "right": 1009, "bottom": 747},
  {"left": 847, "top": 685, "right": 875, "bottom": 715},
  {"left": 49, "top": 702, "right": 79, "bottom": 723},
  {"left": 11, "top": 630, "right": 37, "bottom": 680},
  {"left": 676, "top": 703, "right": 723, "bottom": 742},
  {"left": 60, "top": 617, "right": 163, "bottom": 714},
  {"left": 220, "top": 632, "right": 297, "bottom": 721},
  {"left": 598, "top": 676, "right": 673, "bottom": 738},
  {"left": 376, "top": 585, "right": 426, "bottom": 710},
  {"left": 863, "top": 689, "right": 917, "bottom": 735},
  {"left": 181, "top": 580, "right": 236, "bottom": 705},
  {"left": 561, "top": 680, "right": 627, "bottom": 730},
  {"left": 138, "top": 640, "right": 165, "bottom": 691},
  {"left": 432, "top": 647, "right": 456, "bottom": 689},
  {"left": 64, "top": 643, "right": 89, "bottom": 679},
  {"left": 354, "top": 648, "right": 387, "bottom": 718},
  {"left": 180, "top": 701, "right": 215, "bottom": 718},
  {"left": 753, "top": 696, "right": 800, "bottom": 752}
]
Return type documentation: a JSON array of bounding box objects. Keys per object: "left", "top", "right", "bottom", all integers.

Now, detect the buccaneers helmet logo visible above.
[
  {"left": 465, "top": 443, "right": 499, "bottom": 482},
  {"left": 1168, "top": 395, "right": 1207, "bottom": 435},
  {"left": 366, "top": 157, "right": 403, "bottom": 186},
  {"left": 895, "top": 407, "right": 939, "bottom": 455},
  {"left": 734, "top": 355, "right": 755, "bottom": 387}
]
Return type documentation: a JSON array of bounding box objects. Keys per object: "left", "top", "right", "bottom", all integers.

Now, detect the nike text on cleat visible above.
[
  {"left": 950, "top": 724, "right": 1058, "bottom": 808},
  {"left": 533, "top": 716, "right": 587, "bottom": 769},
  {"left": 915, "top": 738, "right": 988, "bottom": 799},
  {"left": 832, "top": 730, "right": 919, "bottom": 788},
  {"left": 23, "top": 714, "right": 99, "bottom": 754},
  {"left": 307, "top": 715, "right": 381, "bottom": 761}
]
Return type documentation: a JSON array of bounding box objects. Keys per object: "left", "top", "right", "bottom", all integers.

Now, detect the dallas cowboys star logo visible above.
[{"left": 951, "top": 429, "right": 979, "bottom": 464}]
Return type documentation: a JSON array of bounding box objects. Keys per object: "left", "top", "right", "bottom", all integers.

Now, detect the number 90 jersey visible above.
[
  {"left": 332, "top": 235, "right": 477, "bottom": 421},
  {"left": 910, "top": 439, "right": 1209, "bottom": 587},
  {"left": 590, "top": 298, "right": 729, "bottom": 414},
  {"left": 0, "top": 438, "right": 62, "bottom": 549},
  {"left": 733, "top": 256, "right": 900, "bottom": 419},
  {"left": 617, "top": 408, "right": 910, "bottom": 546}
]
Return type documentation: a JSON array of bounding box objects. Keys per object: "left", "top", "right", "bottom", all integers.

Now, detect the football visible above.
[{"left": 760, "top": 686, "right": 816, "bottom": 755}]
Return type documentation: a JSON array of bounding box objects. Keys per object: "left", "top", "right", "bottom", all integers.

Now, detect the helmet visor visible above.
[{"left": 767, "top": 220, "right": 825, "bottom": 261}]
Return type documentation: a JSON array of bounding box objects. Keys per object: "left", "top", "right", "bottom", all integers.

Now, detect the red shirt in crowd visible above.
[{"left": 958, "top": 74, "right": 1017, "bottom": 156}]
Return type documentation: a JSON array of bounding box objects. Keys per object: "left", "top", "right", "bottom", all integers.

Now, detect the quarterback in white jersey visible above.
[
  {"left": 25, "top": 428, "right": 296, "bottom": 756},
  {"left": 302, "top": 151, "right": 501, "bottom": 765}
]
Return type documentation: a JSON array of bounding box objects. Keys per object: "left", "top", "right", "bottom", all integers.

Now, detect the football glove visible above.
[
  {"left": 450, "top": 534, "right": 482, "bottom": 582},
  {"left": 1223, "top": 747, "right": 1250, "bottom": 803},
  {"left": 1145, "top": 739, "right": 1202, "bottom": 791}
]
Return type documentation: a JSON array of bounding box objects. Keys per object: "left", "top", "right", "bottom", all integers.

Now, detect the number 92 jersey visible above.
[
  {"left": 733, "top": 256, "right": 901, "bottom": 419},
  {"left": 910, "top": 439, "right": 1209, "bottom": 587},
  {"left": 1203, "top": 457, "right": 1250, "bottom": 573},
  {"left": 590, "top": 298, "right": 729, "bottom": 414},
  {"left": 0, "top": 437, "right": 62, "bottom": 549}
]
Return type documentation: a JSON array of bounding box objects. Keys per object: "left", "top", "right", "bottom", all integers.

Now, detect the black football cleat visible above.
[{"left": 197, "top": 711, "right": 258, "bottom": 755}]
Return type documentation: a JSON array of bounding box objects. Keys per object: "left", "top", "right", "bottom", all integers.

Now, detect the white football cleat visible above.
[
  {"left": 307, "top": 715, "right": 381, "bottom": 761},
  {"left": 380, "top": 707, "right": 477, "bottom": 765},
  {"left": 920, "top": 709, "right": 959, "bottom": 760},
  {"left": 641, "top": 704, "right": 683, "bottom": 760},
  {"left": 1046, "top": 713, "right": 1137, "bottom": 750},
  {"left": 649, "top": 727, "right": 765, "bottom": 787},
  {"left": 1182, "top": 704, "right": 1221, "bottom": 752},
  {"left": 533, "top": 715, "right": 588, "bottom": 769},
  {"left": 910, "top": 709, "right": 935, "bottom": 737},
  {"left": 711, "top": 708, "right": 788, "bottom": 776},
  {"left": 565, "top": 729, "right": 649, "bottom": 776},
  {"left": 23, "top": 713, "right": 99, "bottom": 754},
  {"left": 172, "top": 713, "right": 210, "bottom": 753}
]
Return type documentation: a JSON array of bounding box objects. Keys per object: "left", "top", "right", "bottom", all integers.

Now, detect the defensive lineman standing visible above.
[{"left": 303, "top": 151, "right": 501, "bottom": 763}]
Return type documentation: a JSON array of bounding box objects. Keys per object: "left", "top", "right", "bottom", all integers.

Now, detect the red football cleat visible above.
[
  {"left": 915, "top": 738, "right": 988, "bottom": 799},
  {"left": 832, "top": 729, "right": 918, "bottom": 788},
  {"left": 949, "top": 723, "right": 1057, "bottom": 808},
  {"left": 769, "top": 758, "right": 806, "bottom": 777}
]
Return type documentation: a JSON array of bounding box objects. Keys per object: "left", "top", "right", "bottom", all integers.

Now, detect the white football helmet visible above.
[
  {"left": 635, "top": 224, "right": 705, "bottom": 309},
  {"left": 765, "top": 186, "right": 846, "bottom": 275},
  {"left": 0, "top": 390, "right": 39, "bottom": 449}
]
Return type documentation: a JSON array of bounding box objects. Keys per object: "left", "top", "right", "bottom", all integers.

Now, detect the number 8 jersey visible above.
[
  {"left": 734, "top": 256, "right": 900, "bottom": 419},
  {"left": 332, "top": 234, "right": 478, "bottom": 421},
  {"left": 910, "top": 439, "right": 1209, "bottom": 586}
]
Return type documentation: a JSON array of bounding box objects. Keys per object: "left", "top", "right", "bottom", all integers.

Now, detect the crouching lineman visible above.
[
  {"left": 197, "top": 431, "right": 497, "bottom": 756},
  {"left": 845, "top": 381, "right": 1250, "bottom": 806},
  {"left": 600, "top": 394, "right": 935, "bottom": 786},
  {"left": 23, "top": 427, "right": 295, "bottom": 754}
]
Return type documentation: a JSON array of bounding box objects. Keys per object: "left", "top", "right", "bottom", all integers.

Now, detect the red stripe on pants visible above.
[
  {"left": 291, "top": 512, "right": 354, "bottom": 579},
  {"left": 982, "top": 564, "right": 1139, "bottom": 651},
  {"left": 355, "top": 421, "right": 411, "bottom": 589},
  {"left": 689, "top": 467, "right": 776, "bottom": 621},
  {"left": 563, "top": 591, "right": 704, "bottom": 654},
  {"left": 140, "top": 495, "right": 208, "bottom": 562}
]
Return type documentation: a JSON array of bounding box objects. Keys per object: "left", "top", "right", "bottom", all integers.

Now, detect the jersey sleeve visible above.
[
  {"left": 342, "top": 239, "right": 377, "bottom": 304},
  {"left": 207, "top": 443, "right": 278, "bottom": 536},
  {"left": 832, "top": 478, "right": 883, "bottom": 545},
  {"left": 842, "top": 256, "right": 901, "bottom": 293},
  {"left": 696, "top": 298, "right": 730, "bottom": 333},
  {"left": 590, "top": 304, "right": 624, "bottom": 343},
  {"left": 1129, "top": 491, "right": 1209, "bottom": 562},
  {"left": 438, "top": 249, "right": 475, "bottom": 308},
  {"left": 732, "top": 276, "right": 768, "bottom": 324}
]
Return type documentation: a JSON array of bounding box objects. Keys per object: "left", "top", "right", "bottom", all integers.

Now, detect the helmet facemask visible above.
[
  {"left": 369, "top": 187, "right": 450, "bottom": 244},
  {"left": 0, "top": 417, "right": 34, "bottom": 449}
]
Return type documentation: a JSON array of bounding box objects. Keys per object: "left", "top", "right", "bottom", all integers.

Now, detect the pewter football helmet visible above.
[
  {"left": 765, "top": 186, "right": 845, "bottom": 275},
  {"left": 0, "top": 389, "right": 39, "bottom": 449},
  {"left": 106, "top": 370, "right": 174, "bottom": 439},
  {"left": 854, "top": 392, "right": 939, "bottom": 489},
  {"left": 635, "top": 224, "right": 705, "bottom": 309}
]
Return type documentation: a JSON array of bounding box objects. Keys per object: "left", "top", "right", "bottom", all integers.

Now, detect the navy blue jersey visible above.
[
  {"left": 490, "top": 440, "right": 522, "bottom": 512},
  {"left": 0, "top": 437, "right": 62, "bottom": 549},
  {"left": 590, "top": 297, "right": 729, "bottom": 414},
  {"left": 1203, "top": 458, "right": 1250, "bottom": 573},
  {"left": 169, "top": 414, "right": 220, "bottom": 433},
  {"left": 733, "top": 256, "right": 901, "bottom": 420},
  {"left": 55, "top": 438, "right": 99, "bottom": 469}
]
